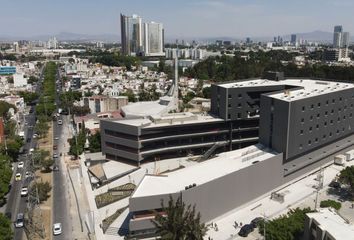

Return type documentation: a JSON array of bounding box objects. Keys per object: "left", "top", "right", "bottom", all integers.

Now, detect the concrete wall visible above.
[{"left": 181, "top": 153, "right": 283, "bottom": 222}]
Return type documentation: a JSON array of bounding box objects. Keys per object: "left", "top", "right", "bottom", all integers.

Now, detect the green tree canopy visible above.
[
  {"left": 152, "top": 195, "right": 208, "bottom": 240},
  {"left": 0, "top": 212, "right": 13, "bottom": 239},
  {"left": 338, "top": 166, "right": 354, "bottom": 193}
]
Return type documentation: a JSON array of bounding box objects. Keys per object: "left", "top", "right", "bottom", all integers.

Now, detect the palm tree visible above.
[{"left": 152, "top": 195, "right": 208, "bottom": 240}]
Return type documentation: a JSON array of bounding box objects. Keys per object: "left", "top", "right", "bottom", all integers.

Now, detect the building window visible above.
[
  {"left": 343, "top": 116, "right": 346, "bottom": 120},
  {"left": 237, "top": 113, "right": 241, "bottom": 119},
  {"left": 332, "top": 99, "right": 335, "bottom": 104},
  {"left": 331, "top": 109, "right": 334, "bottom": 114},
  {"left": 301, "top": 118, "right": 304, "bottom": 123},
  {"left": 228, "top": 103, "right": 231, "bottom": 108},
  {"left": 318, "top": 103, "right": 321, "bottom": 107},
  {"left": 310, "top": 116, "right": 313, "bottom": 121},
  {"left": 323, "top": 134, "right": 326, "bottom": 139},
  {"left": 316, "top": 124, "right": 319, "bottom": 129},
  {"left": 338, "top": 117, "right": 340, "bottom": 122},
  {"left": 326, "top": 100, "right": 329, "bottom": 105},
  {"left": 299, "top": 144, "right": 303, "bottom": 149},
  {"left": 228, "top": 94, "right": 231, "bottom": 99},
  {"left": 317, "top": 113, "right": 320, "bottom": 118},
  {"left": 311, "top": 104, "right": 314, "bottom": 109},
  {"left": 329, "top": 132, "right": 333, "bottom": 137},
  {"left": 238, "top": 103, "right": 242, "bottom": 108},
  {"left": 350, "top": 113, "right": 353, "bottom": 118},
  {"left": 330, "top": 120, "right": 334, "bottom": 124},
  {"left": 324, "top": 121, "right": 327, "bottom": 126},
  {"left": 300, "top": 129, "right": 304, "bottom": 135},
  {"left": 337, "top": 129, "right": 340, "bottom": 134},
  {"left": 342, "top": 127, "right": 345, "bottom": 132},
  {"left": 340, "top": 97, "right": 343, "bottom": 102},
  {"left": 228, "top": 114, "right": 231, "bottom": 119},
  {"left": 309, "top": 126, "right": 313, "bottom": 132},
  {"left": 238, "top": 94, "right": 242, "bottom": 98},
  {"left": 302, "top": 106, "right": 305, "bottom": 112},
  {"left": 315, "top": 138, "right": 318, "bottom": 143},
  {"left": 308, "top": 140, "right": 312, "bottom": 145}
]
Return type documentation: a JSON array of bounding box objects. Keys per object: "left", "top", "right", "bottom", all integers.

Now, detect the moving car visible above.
[
  {"left": 17, "top": 161, "right": 24, "bottom": 169},
  {"left": 53, "top": 153, "right": 58, "bottom": 158},
  {"left": 20, "top": 187, "right": 28, "bottom": 197},
  {"left": 53, "top": 165, "right": 59, "bottom": 171},
  {"left": 53, "top": 223, "right": 62, "bottom": 235},
  {"left": 15, "top": 173, "right": 22, "bottom": 181},
  {"left": 15, "top": 213, "right": 24, "bottom": 228},
  {"left": 57, "top": 119, "right": 62, "bottom": 125},
  {"left": 238, "top": 224, "right": 254, "bottom": 237},
  {"left": 25, "top": 171, "right": 30, "bottom": 178},
  {"left": 54, "top": 136, "right": 59, "bottom": 140}
]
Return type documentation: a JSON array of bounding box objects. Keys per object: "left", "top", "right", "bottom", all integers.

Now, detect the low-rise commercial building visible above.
[
  {"left": 304, "top": 208, "right": 354, "bottom": 240},
  {"left": 81, "top": 95, "right": 128, "bottom": 114}
]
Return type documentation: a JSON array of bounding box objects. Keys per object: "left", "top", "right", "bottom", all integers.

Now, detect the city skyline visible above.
[{"left": 1, "top": 0, "right": 354, "bottom": 39}]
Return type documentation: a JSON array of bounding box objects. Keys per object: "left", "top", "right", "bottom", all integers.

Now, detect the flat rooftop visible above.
[
  {"left": 306, "top": 208, "right": 354, "bottom": 240},
  {"left": 132, "top": 144, "right": 278, "bottom": 198},
  {"left": 108, "top": 112, "right": 224, "bottom": 128},
  {"left": 217, "top": 78, "right": 354, "bottom": 102}
]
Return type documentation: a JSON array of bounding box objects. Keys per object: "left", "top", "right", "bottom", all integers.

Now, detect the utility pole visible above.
[{"left": 314, "top": 166, "right": 324, "bottom": 209}]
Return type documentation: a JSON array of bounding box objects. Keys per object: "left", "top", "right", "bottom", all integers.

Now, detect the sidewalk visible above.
[{"left": 206, "top": 162, "right": 354, "bottom": 240}]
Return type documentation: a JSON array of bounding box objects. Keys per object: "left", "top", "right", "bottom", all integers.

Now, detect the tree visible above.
[
  {"left": 320, "top": 200, "right": 342, "bottom": 210},
  {"left": 0, "top": 101, "right": 16, "bottom": 119},
  {"left": 258, "top": 208, "right": 312, "bottom": 240},
  {"left": 41, "top": 159, "right": 54, "bottom": 172},
  {"left": 0, "top": 155, "right": 12, "bottom": 204},
  {"left": 0, "top": 213, "right": 13, "bottom": 239},
  {"left": 28, "top": 76, "right": 39, "bottom": 84},
  {"left": 152, "top": 195, "right": 208, "bottom": 240},
  {"left": 32, "top": 149, "right": 50, "bottom": 168},
  {"left": 18, "top": 91, "right": 39, "bottom": 105},
  {"left": 88, "top": 132, "right": 101, "bottom": 153},
  {"left": 34, "top": 119, "right": 49, "bottom": 138},
  {"left": 121, "top": 89, "right": 136, "bottom": 102},
  {"left": 338, "top": 166, "right": 354, "bottom": 193},
  {"left": 33, "top": 182, "right": 52, "bottom": 202}
]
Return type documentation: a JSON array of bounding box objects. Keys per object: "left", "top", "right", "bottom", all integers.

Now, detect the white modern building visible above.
[
  {"left": 13, "top": 73, "right": 28, "bottom": 87},
  {"left": 120, "top": 14, "right": 143, "bottom": 56},
  {"left": 143, "top": 22, "right": 164, "bottom": 56}
]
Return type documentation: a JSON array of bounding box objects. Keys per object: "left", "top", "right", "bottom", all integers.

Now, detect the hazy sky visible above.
[{"left": 2, "top": 0, "right": 354, "bottom": 38}]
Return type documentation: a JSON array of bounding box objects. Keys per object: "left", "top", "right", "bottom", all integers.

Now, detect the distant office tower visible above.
[
  {"left": 246, "top": 37, "right": 251, "bottom": 44},
  {"left": 341, "top": 32, "right": 350, "bottom": 47},
  {"left": 120, "top": 14, "right": 143, "bottom": 56},
  {"left": 290, "top": 34, "right": 297, "bottom": 44},
  {"left": 143, "top": 22, "right": 164, "bottom": 56},
  {"left": 332, "top": 25, "right": 350, "bottom": 61},
  {"left": 333, "top": 25, "right": 343, "bottom": 48},
  {"left": 47, "top": 37, "right": 58, "bottom": 49}
]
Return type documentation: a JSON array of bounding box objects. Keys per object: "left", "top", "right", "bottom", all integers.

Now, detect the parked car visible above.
[
  {"left": 53, "top": 223, "right": 62, "bottom": 235},
  {"left": 53, "top": 153, "right": 58, "bottom": 158},
  {"left": 251, "top": 217, "right": 264, "bottom": 228},
  {"left": 15, "top": 213, "right": 24, "bottom": 228},
  {"left": 329, "top": 181, "right": 341, "bottom": 189},
  {"left": 238, "top": 224, "right": 254, "bottom": 237},
  {"left": 25, "top": 171, "right": 31, "bottom": 178},
  {"left": 53, "top": 145, "right": 57, "bottom": 150}
]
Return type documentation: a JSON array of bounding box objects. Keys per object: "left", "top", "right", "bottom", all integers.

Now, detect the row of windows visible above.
[
  {"left": 301, "top": 97, "right": 354, "bottom": 112},
  {"left": 300, "top": 119, "right": 351, "bottom": 134},
  {"left": 228, "top": 94, "right": 242, "bottom": 99},
  {"left": 299, "top": 128, "right": 346, "bottom": 149},
  {"left": 301, "top": 112, "right": 353, "bottom": 123}
]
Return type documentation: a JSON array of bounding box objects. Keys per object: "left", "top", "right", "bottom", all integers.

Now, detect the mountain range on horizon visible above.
[{"left": 0, "top": 30, "right": 352, "bottom": 43}]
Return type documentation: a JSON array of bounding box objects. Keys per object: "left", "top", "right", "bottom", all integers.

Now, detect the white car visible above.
[
  {"left": 29, "top": 148, "right": 34, "bottom": 153},
  {"left": 54, "top": 136, "right": 59, "bottom": 140},
  {"left": 17, "top": 161, "right": 24, "bottom": 169},
  {"left": 53, "top": 223, "right": 62, "bottom": 235},
  {"left": 15, "top": 213, "right": 24, "bottom": 228},
  {"left": 20, "top": 187, "right": 28, "bottom": 197},
  {"left": 33, "top": 133, "right": 38, "bottom": 138},
  {"left": 25, "top": 171, "right": 30, "bottom": 178}
]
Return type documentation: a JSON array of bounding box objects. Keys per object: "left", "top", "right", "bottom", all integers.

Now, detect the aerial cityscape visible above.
[{"left": 1, "top": 1, "right": 354, "bottom": 240}]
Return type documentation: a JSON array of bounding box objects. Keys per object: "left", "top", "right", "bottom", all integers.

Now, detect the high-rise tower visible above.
[{"left": 120, "top": 14, "right": 143, "bottom": 56}]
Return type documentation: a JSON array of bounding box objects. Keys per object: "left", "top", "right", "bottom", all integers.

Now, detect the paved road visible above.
[
  {"left": 52, "top": 67, "right": 72, "bottom": 240},
  {"left": 6, "top": 67, "right": 43, "bottom": 240}
]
